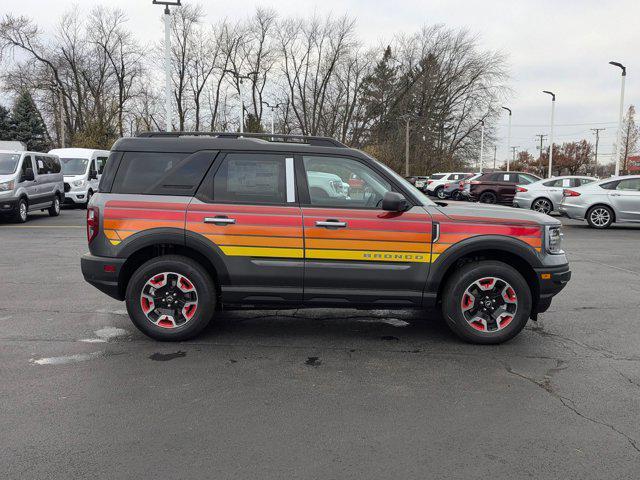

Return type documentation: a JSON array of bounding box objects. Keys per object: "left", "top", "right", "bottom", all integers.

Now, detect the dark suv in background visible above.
[{"left": 469, "top": 171, "right": 541, "bottom": 204}]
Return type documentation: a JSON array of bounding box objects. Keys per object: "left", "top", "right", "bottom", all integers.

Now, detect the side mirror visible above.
[
  {"left": 382, "top": 191, "right": 410, "bottom": 212},
  {"left": 22, "top": 168, "right": 35, "bottom": 182},
  {"left": 89, "top": 170, "right": 98, "bottom": 180}
]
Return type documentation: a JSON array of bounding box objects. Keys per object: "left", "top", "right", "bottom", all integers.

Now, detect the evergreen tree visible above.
[
  {"left": 11, "top": 90, "right": 51, "bottom": 152},
  {"left": 360, "top": 46, "right": 398, "bottom": 143},
  {"left": 0, "top": 105, "right": 13, "bottom": 141}
]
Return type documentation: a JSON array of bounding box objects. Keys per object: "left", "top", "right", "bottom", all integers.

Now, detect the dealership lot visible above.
[{"left": 1, "top": 208, "right": 639, "bottom": 479}]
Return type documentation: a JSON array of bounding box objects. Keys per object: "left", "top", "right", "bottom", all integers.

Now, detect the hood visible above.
[
  {"left": 0, "top": 173, "right": 17, "bottom": 183},
  {"left": 433, "top": 201, "right": 560, "bottom": 226},
  {"left": 63, "top": 174, "right": 86, "bottom": 181}
]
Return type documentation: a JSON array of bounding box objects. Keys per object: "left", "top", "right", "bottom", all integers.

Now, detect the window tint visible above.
[
  {"left": 35, "top": 156, "right": 48, "bottom": 175},
  {"left": 429, "top": 174, "right": 445, "bottom": 180},
  {"left": 616, "top": 178, "right": 640, "bottom": 191},
  {"left": 112, "top": 152, "right": 190, "bottom": 195},
  {"left": 213, "top": 153, "right": 286, "bottom": 204},
  {"left": 600, "top": 181, "right": 619, "bottom": 190},
  {"left": 543, "top": 179, "right": 559, "bottom": 187},
  {"left": 48, "top": 156, "right": 61, "bottom": 173},
  {"left": 518, "top": 173, "right": 538, "bottom": 184},
  {"left": 303, "top": 156, "right": 392, "bottom": 209},
  {"left": 98, "top": 152, "right": 123, "bottom": 193},
  {"left": 21, "top": 156, "right": 33, "bottom": 177},
  {"left": 579, "top": 178, "right": 595, "bottom": 186}
]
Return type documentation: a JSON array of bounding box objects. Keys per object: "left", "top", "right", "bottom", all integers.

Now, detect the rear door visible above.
[
  {"left": 299, "top": 154, "right": 432, "bottom": 307},
  {"left": 187, "top": 152, "right": 303, "bottom": 304},
  {"left": 19, "top": 155, "right": 37, "bottom": 200},
  {"left": 609, "top": 178, "right": 640, "bottom": 221}
]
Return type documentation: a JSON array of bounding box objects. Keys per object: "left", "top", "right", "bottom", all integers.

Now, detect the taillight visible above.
[
  {"left": 444, "top": 183, "right": 450, "bottom": 188},
  {"left": 470, "top": 181, "right": 481, "bottom": 185},
  {"left": 87, "top": 207, "right": 99, "bottom": 243},
  {"left": 427, "top": 180, "right": 433, "bottom": 185},
  {"left": 563, "top": 189, "right": 581, "bottom": 197},
  {"left": 516, "top": 187, "right": 528, "bottom": 193}
]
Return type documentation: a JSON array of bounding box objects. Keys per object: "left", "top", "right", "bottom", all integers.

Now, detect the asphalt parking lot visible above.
[{"left": 1, "top": 207, "right": 639, "bottom": 479}]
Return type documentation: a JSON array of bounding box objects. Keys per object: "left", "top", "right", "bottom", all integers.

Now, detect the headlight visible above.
[
  {"left": 545, "top": 225, "right": 563, "bottom": 254},
  {"left": 0, "top": 180, "right": 15, "bottom": 192},
  {"left": 72, "top": 180, "right": 86, "bottom": 187}
]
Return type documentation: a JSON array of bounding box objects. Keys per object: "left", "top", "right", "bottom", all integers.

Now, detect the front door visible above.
[
  {"left": 187, "top": 152, "right": 303, "bottom": 304},
  {"left": 609, "top": 178, "right": 640, "bottom": 221},
  {"left": 298, "top": 155, "right": 432, "bottom": 307}
]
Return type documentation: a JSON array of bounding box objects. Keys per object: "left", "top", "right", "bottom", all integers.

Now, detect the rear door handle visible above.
[
  {"left": 610, "top": 193, "right": 622, "bottom": 197},
  {"left": 316, "top": 220, "right": 347, "bottom": 228},
  {"left": 204, "top": 216, "right": 236, "bottom": 225}
]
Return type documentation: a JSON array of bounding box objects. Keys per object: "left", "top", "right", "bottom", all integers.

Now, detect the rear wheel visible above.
[
  {"left": 83, "top": 190, "right": 93, "bottom": 209},
  {"left": 531, "top": 197, "right": 552, "bottom": 214},
  {"left": 125, "top": 255, "right": 216, "bottom": 341},
  {"left": 479, "top": 191, "right": 497, "bottom": 204},
  {"left": 441, "top": 260, "right": 532, "bottom": 344},
  {"left": 48, "top": 196, "right": 61, "bottom": 217},
  {"left": 13, "top": 198, "right": 28, "bottom": 223},
  {"left": 435, "top": 187, "right": 446, "bottom": 199},
  {"left": 586, "top": 205, "right": 614, "bottom": 229},
  {"left": 451, "top": 190, "right": 462, "bottom": 201}
]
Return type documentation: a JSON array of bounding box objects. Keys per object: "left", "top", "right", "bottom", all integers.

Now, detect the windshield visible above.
[
  {"left": 0, "top": 153, "right": 21, "bottom": 175},
  {"left": 371, "top": 157, "right": 435, "bottom": 206},
  {"left": 60, "top": 157, "right": 89, "bottom": 176}
]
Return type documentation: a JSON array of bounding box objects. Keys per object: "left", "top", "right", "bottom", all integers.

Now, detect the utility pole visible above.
[
  {"left": 224, "top": 69, "right": 258, "bottom": 134},
  {"left": 493, "top": 145, "right": 497, "bottom": 170},
  {"left": 262, "top": 101, "right": 282, "bottom": 135},
  {"left": 153, "top": 1, "right": 181, "bottom": 132},
  {"left": 479, "top": 120, "right": 485, "bottom": 172},
  {"left": 591, "top": 128, "right": 605, "bottom": 176},
  {"left": 511, "top": 146, "right": 520, "bottom": 166},
  {"left": 609, "top": 61, "right": 626, "bottom": 176},
  {"left": 58, "top": 88, "right": 65, "bottom": 148},
  {"left": 535, "top": 134, "right": 547, "bottom": 175},
  {"left": 399, "top": 114, "right": 414, "bottom": 176}
]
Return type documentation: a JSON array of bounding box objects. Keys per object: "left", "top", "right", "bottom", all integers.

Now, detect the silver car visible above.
[
  {"left": 558, "top": 175, "right": 640, "bottom": 228},
  {"left": 513, "top": 176, "right": 596, "bottom": 214}
]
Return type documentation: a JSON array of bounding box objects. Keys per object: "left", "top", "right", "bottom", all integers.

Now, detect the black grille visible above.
[{"left": 64, "top": 182, "right": 70, "bottom": 192}]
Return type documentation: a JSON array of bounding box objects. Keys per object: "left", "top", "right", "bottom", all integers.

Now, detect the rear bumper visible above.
[
  {"left": 512, "top": 197, "right": 533, "bottom": 209},
  {"left": 557, "top": 203, "right": 586, "bottom": 220},
  {"left": 533, "top": 263, "right": 571, "bottom": 314},
  {"left": 81, "top": 253, "right": 126, "bottom": 300}
]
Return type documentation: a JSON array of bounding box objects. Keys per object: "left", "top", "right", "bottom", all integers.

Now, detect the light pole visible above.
[
  {"left": 610, "top": 61, "right": 626, "bottom": 176},
  {"left": 262, "top": 101, "right": 282, "bottom": 134},
  {"left": 153, "top": 1, "right": 181, "bottom": 132},
  {"left": 501, "top": 107, "right": 512, "bottom": 171},
  {"left": 542, "top": 91, "right": 555, "bottom": 178},
  {"left": 591, "top": 128, "right": 605, "bottom": 177},
  {"left": 224, "top": 70, "right": 257, "bottom": 134},
  {"left": 479, "top": 120, "right": 485, "bottom": 172}
]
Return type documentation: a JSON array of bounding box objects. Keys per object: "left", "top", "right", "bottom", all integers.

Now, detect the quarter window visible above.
[
  {"left": 112, "top": 152, "right": 189, "bottom": 194},
  {"left": 302, "top": 156, "right": 392, "bottom": 209},
  {"left": 213, "top": 153, "right": 287, "bottom": 204}
]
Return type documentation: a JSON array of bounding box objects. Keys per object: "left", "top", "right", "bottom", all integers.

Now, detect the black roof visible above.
[{"left": 111, "top": 132, "right": 354, "bottom": 155}]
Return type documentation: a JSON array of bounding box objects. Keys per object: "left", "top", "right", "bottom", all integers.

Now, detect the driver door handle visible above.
[
  {"left": 316, "top": 220, "right": 347, "bottom": 228},
  {"left": 204, "top": 216, "right": 236, "bottom": 225}
]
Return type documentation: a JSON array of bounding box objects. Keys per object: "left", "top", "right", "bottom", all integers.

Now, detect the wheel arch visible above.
[
  {"left": 586, "top": 203, "right": 616, "bottom": 222},
  {"left": 531, "top": 196, "right": 553, "bottom": 211}
]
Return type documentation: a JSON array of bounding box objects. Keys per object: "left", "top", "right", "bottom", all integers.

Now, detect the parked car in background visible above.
[
  {"left": 50, "top": 148, "right": 110, "bottom": 208},
  {"left": 307, "top": 170, "right": 350, "bottom": 201},
  {"left": 469, "top": 171, "right": 541, "bottom": 204},
  {"left": 513, "top": 176, "right": 597, "bottom": 214},
  {"left": 559, "top": 175, "right": 640, "bottom": 228},
  {"left": 426, "top": 172, "right": 470, "bottom": 199},
  {"left": 0, "top": 150, "right": 64, "bottom": 222},
  {"left": 442, "top": 173, "right": 477, "bottom": 200}
]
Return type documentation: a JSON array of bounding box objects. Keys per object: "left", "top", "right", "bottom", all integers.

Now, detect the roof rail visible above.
[{"left": 137, "top": 131, "right": 347, "bottom": 148}]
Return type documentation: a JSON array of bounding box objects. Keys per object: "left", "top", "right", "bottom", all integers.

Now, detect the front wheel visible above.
[
  {"left": 435, "top": 187, "right": 446, "bottom": 199},
  {"left": 441, "top": 260, "right": 532, "bottom": 344},
  {"left": 125, "top": 255, "right": 216, "bottom": 341},
  {"left": 48, "top": 196, "right": 61, "bottom": 217},
  {"left": 586, "top": 205, "right": 614, "bottom": 229},
  {"left": 13, "top": 198, "right": 28, "bottom": 223},
  {"left": 479, "top": 191, "right": 497, "bottom": 204}
]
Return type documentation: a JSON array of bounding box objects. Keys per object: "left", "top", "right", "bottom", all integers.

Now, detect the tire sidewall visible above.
[
  {"left": 49, "top": 196, "right": 61, "bottom": 216},
  {"left": 436, "top": 187, "right": 445, "bottom": 199},
  {"left": 442, "top": 261, "right": 532, "bottom": 344},
  {"left": 532, "top": 198, "right": 552, "bottom": 214},
  {"left": 16, "top": 199, "right": 28, "bottom": 223},
  {"left": 126, "top": 255, "right": 216, "bottom": 341},
  {"left": 480, "top": 192, "right": 497, "bottom": 204}
]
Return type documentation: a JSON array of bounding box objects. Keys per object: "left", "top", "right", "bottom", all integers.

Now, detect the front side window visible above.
[
  {"left": 96, "top": 156, "right": 108, "bottom": 174},
  {"left": 302, "top": 156, "right": 392, "bottom": 209},
  {"left": 213, "top": 153, "right": 286, "bottom": 205},
  {"left": 0, "top": 153, "right": 21, "bottom": 174},
  {"left": 616, "top": 178, "right": 640, "bottom": 191},
  {"left": 48, "top": 156, "right": 61, "bottom": 174},
  {"left": 60, "top": 158, "right": 89, "bottom": 176},
  {"left": 112, "top": 152, "right": 188, "bottom": 195}
]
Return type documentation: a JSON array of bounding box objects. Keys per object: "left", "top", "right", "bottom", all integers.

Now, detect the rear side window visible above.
[
  {"left": 96, "top": 156, "right": 108, "bottom": 174},
  {"left": 616, "top": 178, "right": 640, "bottom": 191},
  {"left": 111, "top": 151, "right": 212, "bottom": 195},
  {"left": 578, "top": 178, "right": 595, "bottom": 186},
  {"left": 430, "top": 174, "right": 445, "bottom": 180},
  {"left": 600, "top": 181, "right": 619, "bottom": 190},
  {"left": 213, "top": 153, "right": 286, "bottom": 205},
  {"left": 35, "top": 156, "right": 48, "bottom": 175},
  {"left": 48, "top": 156, "right": 61, "bottom": 173}
]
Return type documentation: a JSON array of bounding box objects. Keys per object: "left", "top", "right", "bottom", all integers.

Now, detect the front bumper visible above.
[
  {"left": 533, "top": 263, "right": 571, "bottom": 314},
  {"left": 64, "top": 189, "right": 89, "bottom": 204},
  {"left": 557, "top": 203, "right": 587, "bottom": 220},
  {"left": 0, "top": 197, "right": 19, "bottom": 214},
  {"left": 81, "top": 253, "right": 126, "bottom": 300}
]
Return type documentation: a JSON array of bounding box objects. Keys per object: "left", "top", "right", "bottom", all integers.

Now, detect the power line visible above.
[{"left": 499, "top": 121, "right": 618, "bottom": 128}]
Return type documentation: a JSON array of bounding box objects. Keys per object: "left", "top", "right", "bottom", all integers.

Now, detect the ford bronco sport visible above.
[{"left": 81, "top": 132, "right": 571, "bottom": 344}]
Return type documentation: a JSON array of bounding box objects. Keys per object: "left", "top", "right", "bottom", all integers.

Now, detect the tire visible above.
[
  {"left": 441, "top": 260, "right": 532, "bottom": 344},
  {"left": 451, "top": 191, "right": 462, "bottom": 201},
  {"left": 48, "top": 196, "right": 61, "bottom": 217},
  {"left": 479, "top": 191, "right": 498, "bottom": 204},
  {"left": 531, "top": 197, "right": 553, "bottom": 215},
  {"left": 435, "top": 187, "right": 446, "bottom": 199},
  {"left": 125, "top": 255, "right": 216, "bottom": 341},
  {"left": 13, "top": 198, "right": 28, "bottom": 223},
  {"left": 83, "top": 190, "right": 93, "bottom": 209},
  {"left": 586, "top": 205, "right": 614, "bottom": 229}
]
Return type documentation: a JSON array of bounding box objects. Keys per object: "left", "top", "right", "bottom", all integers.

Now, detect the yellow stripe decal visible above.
[
  {"left": 219, "top": 246, "right": 304, "bottom": 259},
  {"left": 306, "top": 249, "right": 432, "bottom": 263}
]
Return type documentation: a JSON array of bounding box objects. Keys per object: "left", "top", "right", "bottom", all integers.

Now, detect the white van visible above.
[{"left": 49, "top": 148, "right": 110, "bottom": 207}]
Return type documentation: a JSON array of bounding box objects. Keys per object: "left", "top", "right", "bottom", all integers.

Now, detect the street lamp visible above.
[
  {"left": 224, "top": 69, "right": 257, "bottom": 134},
  {"left": 542, "top": 91, "right": 556, "bottom": 178},
  {"left": 501, "top": 107, "right": 512, "bottom": 171},
  {"left": 610, "top": 61, "right": 626, "bottom": 176},
  {"left": 152, "top": 1, "right": 181, "bottom": 132},
  {"left": 262, "top": 101, "right": 282, "bottom": 135}
]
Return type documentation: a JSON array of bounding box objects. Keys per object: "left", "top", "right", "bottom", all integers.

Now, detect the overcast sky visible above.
[{"left": 4, "top": 0, "right": 639, "bottom": 164}]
